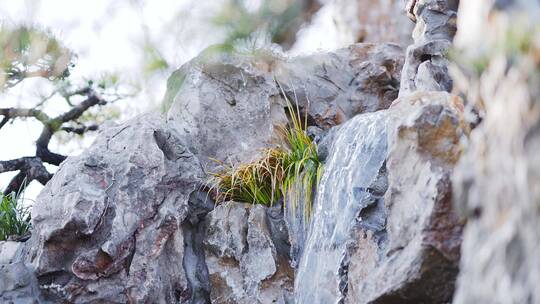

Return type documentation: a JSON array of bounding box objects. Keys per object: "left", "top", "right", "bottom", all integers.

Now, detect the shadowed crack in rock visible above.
[{"left": 182, "top": 190, "right": 214, "bottom": 304}]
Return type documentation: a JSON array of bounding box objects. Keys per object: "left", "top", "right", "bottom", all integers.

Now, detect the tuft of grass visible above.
[
  {"left": 209, "top": 88, "right": 323, "bottom": 220},
  {"left": 0, "top": 190, "right": 32, "bottom": 241}
]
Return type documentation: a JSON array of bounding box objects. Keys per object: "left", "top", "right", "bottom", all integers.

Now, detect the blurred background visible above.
[{"left": 0, "top": 0, "right": 411, "bottom": 199}]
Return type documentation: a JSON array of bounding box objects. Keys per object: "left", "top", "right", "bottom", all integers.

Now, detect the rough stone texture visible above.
[
  {"left": 164, "top": 51, "right": 285, "bottom": 171},
  {"left": 164, "top": 43, "right": 404, "bottom": 168},
  {"left": 294, "top": 91, "right": 468, "bottom": 303},
  {"left": 452, "top": 1, "right": 540, "bottom": 303},
  {"left": 0, "top": 43, "right": 406, "bottom": 303},
  {"left": 23, "top": 114, "right": 205, "bottom": 303},
  {"left": 0, "top": 262, "right": 42, "bottom": 304},
  {"left": 399, "top": 0, "right": 459, "bottom": 95},
  {"left": 275, "top": 43, "right": 404, "bottom": 129},
  {"left": 0, "top": 8, "right": 474, "bottom": 302},
  {"left": 204, "top": 202, "right": 293, "bottom": 304}
]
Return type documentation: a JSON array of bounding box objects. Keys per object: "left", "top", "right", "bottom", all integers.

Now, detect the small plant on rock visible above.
[
  {"left": 210, "top": 91, "right": 323, "bottom": 220},
  {"left": 0, "top": 190, "right": 32, "bottom": 241}
]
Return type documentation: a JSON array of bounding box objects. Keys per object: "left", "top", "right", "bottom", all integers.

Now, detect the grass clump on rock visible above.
[
  {"left": 0, "top": 190, "right": 31, "bottom": 241},
  {"left": 210, "top": 99, "right": 323, "bottom": 220}
]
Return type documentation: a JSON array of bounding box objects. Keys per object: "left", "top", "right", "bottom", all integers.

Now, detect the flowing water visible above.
[{"left": 294, "top": 111, "right": 389, "bottom": 303}]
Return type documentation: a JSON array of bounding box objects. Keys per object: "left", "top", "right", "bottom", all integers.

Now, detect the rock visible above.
[
  {"left": 275, "top": 43, "right": 404, "bottom": 129},
  {"left": 0, "top": 5, "right": 476, "bottom": 301},
  {"left": 451, "top": 1, "right": 540, "bottom": 303},
  {"left": 165, "top": 50, "right": 286, "bottom": 170},
  {"left": 0, "top": 262, "right": 41, "bottom": 304},
  {"left": 0, "top": 241, "right": 24, "bottom": 265},
  {"left": 21, "top": 113, "right": 206, "bottom": 303},
  {"left": 349, "top": 92, "right": 467, "bottom": 303},
  {"left": 0, "top": 42, "right": 406, "bottom": 303},
  {"left": 204, "top": 202, "right": 293, "bottom": 304},
  {"left": 399, "top": 0, "right": 459, "bottom": 95},
  {"left": 294, "top": 92, "right": 468, "bottom": 303},
  {"left": 164, "top": 43, "right": 404, "bottom": 168},
  {"left": 0, "top": 237, "right": 40, "bottom": 303}
]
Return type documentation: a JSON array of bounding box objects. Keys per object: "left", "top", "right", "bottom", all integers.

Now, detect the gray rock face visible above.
[
  {"left": 399, "top": 0, "right": 459, "bottom": 95},
  {"left": 0, "top": 262, "right": 41, "bottom": 304},
  {"left": 275, "top": 43, "right": 404, "bottom": 129},
  {"left": 0, "top": 241, "right": 24, "bottom": 265},
  {"left": 165, "top": 51, "right": 285, "bottom": 170},
  {"left": 24, "top": 114, "right": 205, "bottom": 303},
  {"left": 204, "top": 203, "right": 293, "bottom": 304},
  {"left": 451, "top": 1, "right": 540, "bottom": 303},
  {"left": 164, "top": 43, "right": 404, "bottom": 169},
  {"left": 294, "top": 91, "right": 467, "bottom": 303}
]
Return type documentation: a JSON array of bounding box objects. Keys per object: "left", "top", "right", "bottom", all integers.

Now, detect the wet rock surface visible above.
[{"left": 294, "top": 91, "right": 467, "bottom": 304}]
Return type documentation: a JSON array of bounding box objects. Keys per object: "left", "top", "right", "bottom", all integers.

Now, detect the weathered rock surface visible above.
[
  {"left": 21, "top": 114, "right": 205, "bottom": 303},
  {"left": 0, "top": 241, "right": 24, "bottom": 265},
  {"left": 0, "top": 262, "right": 41, "bottom": 304},
  {"left": 0, "top": 42, "right": 405, "bottom": 303},
  {"left": 164, "top": 43, "right": 404, "bottom": 168},
  {"left": 275, "top": 43, "right": 404, "bottom": 129},
  {"left": 164, "top": 50, "right": 285, "bottom": 171},
  {"left": 399, "top": 0, "right": 459, "bottom": 95},
  {"left": 0, "top": 111, "right": 294, "bottom": 303},
  {"left": 451, "top": 1, "right": 540, "bottom": 303},
  {"left": 204, "top": 202, "right": 293, "bottom": 303}
]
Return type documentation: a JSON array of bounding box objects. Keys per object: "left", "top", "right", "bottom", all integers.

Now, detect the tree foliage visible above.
[
  {"left": 213, "top": 0, "right": 319, "bottom": 51},
  {"left": 0, "top": 26, "right": 72, "bottom": 89},
  {"left": 0, "top": 26, "right": 126, "bottom": 194}
]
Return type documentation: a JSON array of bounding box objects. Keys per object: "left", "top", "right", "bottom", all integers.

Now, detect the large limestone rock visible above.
[
  {"left": 164, "top": 50, "right": 284, "bottom": 171},
  {"left": 349, "top": 92, "right": 466, "bottom": 303},
  {"left": 204, "top": 202, "right": 293, "bottom": 303},
  {"left": 164, "top": 43, "right": 404, "bottom": 168},
  {"left": 0, "top": 43, "right": 405, "bottom": 303},
  {"left": 451, "top": 1, "right": 540, "bottom": 303},
  {"left": 21, "top": 114, "right": 207, "bottom": 303}
]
